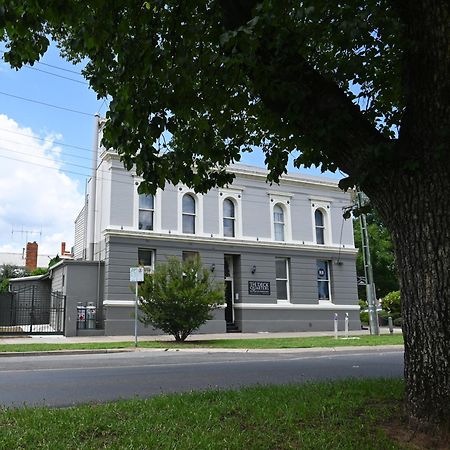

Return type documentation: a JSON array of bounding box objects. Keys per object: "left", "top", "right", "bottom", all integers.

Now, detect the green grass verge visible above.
[
  {"left": 0, "top": 334, "right": 403, "bottom": 353},
  {"left": 0, "top": 379, "right": 406, "bottom": 449}
]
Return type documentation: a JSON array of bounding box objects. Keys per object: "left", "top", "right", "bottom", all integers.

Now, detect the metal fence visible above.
[{"left": 0, "top": 287, "right": 65, "bottom": 335}]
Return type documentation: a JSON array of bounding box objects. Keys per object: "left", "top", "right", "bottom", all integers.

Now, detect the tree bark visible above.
[{"left": 365, "top": 167, "right": 450, "bottom": 431}]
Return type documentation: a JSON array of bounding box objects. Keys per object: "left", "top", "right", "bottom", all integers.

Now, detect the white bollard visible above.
[
  {"left": 388, "top": 316, "right": 394, "bottom": 334},
  {"left": 334, "top": 313, "right": 339, "bottom": 339},
  {"left": 344, "top": 312, "right": 349, "bottom": 338}
]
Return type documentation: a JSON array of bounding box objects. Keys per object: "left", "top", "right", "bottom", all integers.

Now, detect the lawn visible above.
[
  {"left": 0, "top": 379, "right": 411, "bottom": 449},
  {"left": 0, "top": 334, "right": 403, "bottom": 353}
]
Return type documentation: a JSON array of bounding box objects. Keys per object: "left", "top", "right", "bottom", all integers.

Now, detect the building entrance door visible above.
[{"left": 224, "top": 255, "right": 234, "bottom": 324}]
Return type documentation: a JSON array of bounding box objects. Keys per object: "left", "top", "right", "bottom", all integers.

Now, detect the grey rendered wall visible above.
[
  {"left": 230, "top": 173, "right": 354, "bottom": 245},
  {"left": 238, "top": 180, "right": 271, "bottom": 239},
  {"left": 99, "top": 163, "right": 354, "bottom": 246},
  {"left": 234, "top": 308, "right": 360, "bottom": 333},
  {"left": 103, "top": 306, "right": 225, "bottom": 336},
  {"left": 51, "top": 262, "right": 104, "bottom": 337},
  {"left": 203, "top": 188, "right": 220, "bottom": 235},
  {"left": 110, "top": 163, "right": 134, "bottom": 228},
  {"left": 103, "top": 235, "right": 358, "bottom": 334},
  {"left": 161, "top": 183, "right": 178, "bottom": 231}
]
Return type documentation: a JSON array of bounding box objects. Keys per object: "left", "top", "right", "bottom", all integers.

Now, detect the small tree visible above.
[{"left": 138, "top": 257, "right": 224, "bottom": 342}]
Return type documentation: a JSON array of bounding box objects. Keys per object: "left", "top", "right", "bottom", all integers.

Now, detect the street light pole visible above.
[{"left": 357, "top": 191, "right": 379, "bottom": 335}]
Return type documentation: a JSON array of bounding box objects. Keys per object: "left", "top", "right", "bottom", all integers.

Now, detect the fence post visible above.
[{"left": 30, "top": 285, "right": 35, "bottom": 333}]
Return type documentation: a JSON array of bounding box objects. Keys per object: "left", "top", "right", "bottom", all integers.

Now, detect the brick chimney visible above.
[
  {"left": 61, "top": 241, "right": 72, "bottom": 257},
  {"left": 25, "top": 241, "right": 38, "bottom": 271}
]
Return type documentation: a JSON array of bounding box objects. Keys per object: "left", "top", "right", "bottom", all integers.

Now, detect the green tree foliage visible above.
[
  {"left": 0, "top": 264, "right": 27, "bottom": 293},
  {"left": 381, "top": 291, "right": 401, "bottom": 319},
  {"left": 138, "top": 257, "right": 224, "bottom": 341},
  {"left": 1, "top": 0, "right": 449, "bottom": 430},
  {"left": 47, "top": 255, "right": 61, "bottom": 269},
  {"left": 353, "top": 213, "right": 398, "bottom": 300},
  {"left": 31, "top": 267, "right": 48, "bottom": 276},
  {"left": 0, "top": 278, "right": 9, "bottom": 293}
]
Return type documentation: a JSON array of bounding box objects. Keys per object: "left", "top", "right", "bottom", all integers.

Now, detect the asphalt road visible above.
[{"left": 0, "top": 348, "right": 403, "bottom": 408}]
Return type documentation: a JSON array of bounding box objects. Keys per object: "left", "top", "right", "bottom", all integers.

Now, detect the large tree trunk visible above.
[
  {"left": 367, "top": 169, "right": 450, "bottom": 431},
  {"left": 219, "top": 0, "right": 450, "bottom": 431}
]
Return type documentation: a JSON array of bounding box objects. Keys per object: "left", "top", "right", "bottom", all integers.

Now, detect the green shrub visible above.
[
  {"left": 360, "top": 311, "right": 369, "bottom": 325},
  {"left": 359, "top": 299, "right": 368, "bottom": 310},
  {"left": 138, "top": 257, "right": 224, "bottom": 341},
  {"left": 393, "top": 317, "right": 403, "bottom": 327},
  {"left": 381, "top": 290, "right": 401, "bottom": 319}
]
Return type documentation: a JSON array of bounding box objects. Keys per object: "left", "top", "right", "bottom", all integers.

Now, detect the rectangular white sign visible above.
[{"left": 130, "top": 267, "right": 144, "bottom": 282}]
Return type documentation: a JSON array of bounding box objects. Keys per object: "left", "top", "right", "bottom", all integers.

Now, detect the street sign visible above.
[{"left": 130, "top": 267, "right": 144, "bottom": 283}]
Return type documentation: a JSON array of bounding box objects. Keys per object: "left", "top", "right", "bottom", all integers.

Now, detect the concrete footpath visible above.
[
  {"left": 0, "top": 328, "right": 403, "bottom": 358},
  {"left": 0, "top": 327, "right": 401, "bottom": 345}
]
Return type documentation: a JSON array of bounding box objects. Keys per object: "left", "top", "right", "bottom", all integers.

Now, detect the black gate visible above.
[{"left": 0, "top": 287, "right": 65, "bottom": 335}]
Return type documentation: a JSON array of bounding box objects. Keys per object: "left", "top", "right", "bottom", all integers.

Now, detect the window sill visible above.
[{"left": 318, "top": 299, "right": 333, "bottom": 305}]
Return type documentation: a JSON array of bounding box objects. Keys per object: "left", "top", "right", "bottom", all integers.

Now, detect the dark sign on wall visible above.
[{"left": 248, "top": 281, "right": 271, "bottom": 295}]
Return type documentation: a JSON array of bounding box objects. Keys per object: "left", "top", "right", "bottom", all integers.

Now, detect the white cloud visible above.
[{"left": 0, "top": 114, "right": 84, "bottom": 258}]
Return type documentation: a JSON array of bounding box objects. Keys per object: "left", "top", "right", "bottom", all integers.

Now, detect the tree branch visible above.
[{"left": 218, "top": 0, "right": 393, "bottom": 182}]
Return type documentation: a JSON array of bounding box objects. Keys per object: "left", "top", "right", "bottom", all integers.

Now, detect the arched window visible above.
[
  {"left": 138, "top": 194, "right": 154, "bottom": 230},
  {"left": 315, "top": 209, "right": 325, "bottom": 244},
  {"left": 223, "top": 198, "right": 235, "bottom": 237},
  {"left": 182, "top": 194, "right": 196, "bottom": 234},
  {"left": 273, "top": 204, "right": 285, "bottom": 241}
]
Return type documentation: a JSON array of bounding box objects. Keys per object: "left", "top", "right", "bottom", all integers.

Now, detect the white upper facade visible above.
[{"left": 74, "top": 150, "right": 356, "bottom": 260}]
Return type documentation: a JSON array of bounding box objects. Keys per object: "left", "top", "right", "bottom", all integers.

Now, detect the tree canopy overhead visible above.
[
  {"left": 2, "top": 1, "right": 406, "bottom": 192},
  {"left": 1, "top": 0, "right": 449, "bottom": 432}
]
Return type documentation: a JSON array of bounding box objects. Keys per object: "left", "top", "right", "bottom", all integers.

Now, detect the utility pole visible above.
[{"left": 357, "top": 191, "right": 379, "bottom": 335}]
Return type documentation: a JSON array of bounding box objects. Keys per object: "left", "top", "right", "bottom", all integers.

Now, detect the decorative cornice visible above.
[{"left": 103, "top": 228, "right": 358, "bottom": 255}]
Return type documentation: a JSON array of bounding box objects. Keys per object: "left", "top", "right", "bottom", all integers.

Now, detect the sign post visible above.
[{"left": 130, "top": 267, "right": 144, "bottom": 348}]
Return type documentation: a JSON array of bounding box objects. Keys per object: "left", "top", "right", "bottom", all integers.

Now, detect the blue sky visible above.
[{"left": 0, "top": 41, "right": 340, "bottom": 258}]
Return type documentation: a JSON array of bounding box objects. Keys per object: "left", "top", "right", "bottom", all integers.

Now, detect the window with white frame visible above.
[
  {"left": 315, "top": 209, "right": 326, "bottom": 244},
  {"left": 182, "top": 194, "right": 196, "bottom": 234},
  {"left": 275, "top": 257, "right": 290, "bottom": 302},
  {"left": 219, "top": 188, "right": 242, "bottom": 238},
  {"left": 273, "top": 204, "right": 285, "bottom": 241},
  {"left": 223, "top": 198, "right": 236, "bottom": 237},
  {"left": 138, "top": 194, "right": 154, "bottom": 231},
  {"left": 317, "top": 260, "right": 331, "bottom": 301},
  {"left": 138, "top": 248, "right": 155, "bottom": 273}
]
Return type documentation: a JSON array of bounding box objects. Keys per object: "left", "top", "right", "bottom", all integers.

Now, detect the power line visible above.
[
  {"left": 0, "top": 90, "right": 93, "bottom": 117},
  {"left": 0, "top": 153, "right": 136, "bottom": 186},
  {"left": 0, "top": 141, "right": 141, "bottom": 182},
  {"left": 0, "top": 145, "right": 94, "bottom": 171},
  {"left": 0, "top": 127, "right": 94, "bottom": 153},
  {"left": 0, "top": 153, "right": 91, "bottom": 178},
  {"left": 0, "top": 49, "right": 83, "bottom": 75},
  {"left": 33, "top": 60, "right": 83, "bottom": 76},
  {"left": 23, "top": 65, "right": 89, "bottom": 85}
]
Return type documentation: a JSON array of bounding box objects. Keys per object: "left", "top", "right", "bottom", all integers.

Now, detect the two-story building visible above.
[{"left": 64, "top": 140, "right": 360, "bottom": 336}]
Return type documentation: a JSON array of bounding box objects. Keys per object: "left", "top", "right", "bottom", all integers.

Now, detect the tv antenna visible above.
[{"left": 11, "top": 226, "right": 43, "bottom": 245}]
